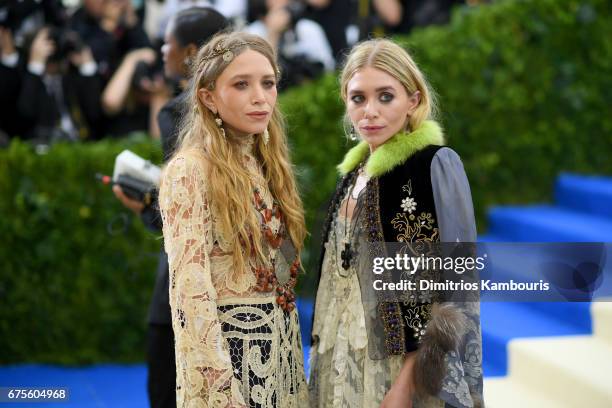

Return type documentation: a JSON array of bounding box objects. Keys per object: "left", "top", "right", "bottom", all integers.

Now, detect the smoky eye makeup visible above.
[
  {"left": 379, "top": 92, "right": 394, "bottom": 102},
  {"left": 350, "top": 94, "right": 365, "bottom": 104}
]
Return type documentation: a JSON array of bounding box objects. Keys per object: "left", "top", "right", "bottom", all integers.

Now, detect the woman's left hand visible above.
[{"left": 380, "top": 352, "right": 416, "bottom": 408}]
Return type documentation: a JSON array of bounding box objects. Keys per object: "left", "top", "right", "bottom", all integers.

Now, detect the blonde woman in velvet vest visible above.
[{"left": 309, "top": 39, "right": 483, "bottom": 408}]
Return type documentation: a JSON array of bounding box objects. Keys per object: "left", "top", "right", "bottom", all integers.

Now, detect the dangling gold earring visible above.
[
  {"left": 263, "top": 128, "right": 270, "bottom": 145},
  {"left": 404, "top": 116, "right": 413, "bottom": 134},
  {"left": 214, "top": 113, "right": 225, "bottom": 138}
]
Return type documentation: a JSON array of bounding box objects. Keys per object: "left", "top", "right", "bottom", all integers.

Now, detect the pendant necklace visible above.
[{"left": 340, "top": 165, "right": 367, "bottom": 271}]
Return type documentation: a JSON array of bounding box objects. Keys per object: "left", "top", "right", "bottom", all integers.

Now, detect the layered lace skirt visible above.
[
  {"left": 308, "top": 218, "right": 443, "bottom": 408},
  {"left": 217, "top": 297, "right": 309, "bottom": 407}
]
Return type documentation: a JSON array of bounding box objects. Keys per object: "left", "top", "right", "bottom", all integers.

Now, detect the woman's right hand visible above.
[
  {"left": 29, "top": 28, "right": 55, "bottom": 65},
  {"left": 126, "top": 47, "right": 157, "bottom": 65},
  {"left": 0, "top": 27, "right": 16, "bottom": 56},
  {"left": 380, "top": 351, "right": 416, "bottom": 408},
  {"left": 112, "top": 185, "right": 145, "bottom": 215}
]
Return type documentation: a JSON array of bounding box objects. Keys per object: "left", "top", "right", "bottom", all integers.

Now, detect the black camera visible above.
[
  {"left": 132, "top": 59, "right": 159, "bottom": 89},
  {"left": 47, "top": 27, "right": 83, "bottom": 62},
  {"left": 114, "top": 174, "right": 158, "bottom": 205}
]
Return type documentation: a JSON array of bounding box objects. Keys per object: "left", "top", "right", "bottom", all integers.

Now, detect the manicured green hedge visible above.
[
  {"left": 0, "top": 136, "right": 162, "bottom": 364},
  {"left": 1, "top": 0, "right": 610, "bottom": 363}
]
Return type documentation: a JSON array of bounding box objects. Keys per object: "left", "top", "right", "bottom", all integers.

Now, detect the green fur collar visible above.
[{"left": 337, "top": 120, "right": 445, "bottom": 177}]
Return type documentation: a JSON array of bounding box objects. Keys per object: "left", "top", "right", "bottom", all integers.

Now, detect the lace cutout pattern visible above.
[
  {"left": 159, "top": 152, "right": 307, "bottom": 407},
  {"left": 218, "top": 299, "right": 307, "bottom": 407},
  {"left": 310, "top": 213, "right": 405, "bottom": 407}
]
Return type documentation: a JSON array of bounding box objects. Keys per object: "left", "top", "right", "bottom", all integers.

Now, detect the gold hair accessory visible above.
[{"left": 203, "top": 41, "right": 260, "bottom": 62}]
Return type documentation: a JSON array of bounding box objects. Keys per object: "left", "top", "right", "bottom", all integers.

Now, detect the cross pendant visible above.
[{"left": 341, "top": 242, "right": 352, "bottom": 270}]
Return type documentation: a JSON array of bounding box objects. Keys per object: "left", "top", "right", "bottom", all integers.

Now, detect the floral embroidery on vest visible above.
[
  {"left": 400, "top": 181, "right": 417, "bottom": 213},
  {"left": 391, "top": 178, "right": 441, "bottom": 343},
  {"left": 393, "top": 179, "right": 439, "bottom": 243},
  {"left": 392, "top": 212, "right": 439, "bottom": 243}
]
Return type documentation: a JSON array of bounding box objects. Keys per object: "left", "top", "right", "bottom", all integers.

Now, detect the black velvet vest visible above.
[{"left": 317, "top": 144, "right": 444, "bottom": 355}]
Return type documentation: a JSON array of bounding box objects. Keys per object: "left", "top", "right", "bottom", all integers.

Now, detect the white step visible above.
[
  {"left": 509, "top": 335, "right": 612, "bottom": 407},
  {"left": 484, "top": 377, "right": 569, "bottom": 408},
  {"left": 592, "top": 298, "right": 612, "bottom": 345}
]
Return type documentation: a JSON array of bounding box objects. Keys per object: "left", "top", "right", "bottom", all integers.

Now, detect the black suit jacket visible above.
[
  {"left": 16, "top": 67, "right": 104, "bottom": 141},
  {"left": 0, "top": 61, "right": 26, "bottom": 138},
  {"left": 68, "top": 7, "right": 151, "bottom": 83}
]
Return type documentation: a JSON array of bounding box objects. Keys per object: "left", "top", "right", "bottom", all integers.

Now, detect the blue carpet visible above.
[
  {"left": 480, "top": 302, "right": 592, "bottom": 376},
  {"left": 479, "top": 173, "right": 612, "bottom": 376},
  {"left": 0, "top": 349, "right": 312, "bottom": 408},
  {"left": 0, "top": 364, "right": 146, "bottom": 407},
  {"left": 488, "top": 205, "right": 612, "bottom": 242},
  {"left": 555, "top": 172, "right": 612, "bottom": 219}
]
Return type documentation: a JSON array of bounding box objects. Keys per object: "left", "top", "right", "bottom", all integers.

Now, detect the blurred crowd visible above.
[{"left": 0, "top": 0, "right": 471, "bottom": 145}]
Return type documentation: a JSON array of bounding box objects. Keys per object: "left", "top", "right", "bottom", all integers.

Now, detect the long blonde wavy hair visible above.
[
  {"left": 340, "top": 38, "right": 438, "bottom": 133},
  {"left": 172, "top": 31, "right": 306, "bottom": 275}
]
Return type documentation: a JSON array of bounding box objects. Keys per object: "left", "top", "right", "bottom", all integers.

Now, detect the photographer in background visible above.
[
  {"left": 0, "top": 0, "right": 67, "bottom": 142},
  {"left": 111, "top": 7, "right": 229, "bottom": 408},
  {"left": 245, "top": 0, "right": 334, "bottom": 88},
  {"left": 0, "top": 26, "right": 24, "bottom": 143},
  {"left": 69, "top": 0, "right": 155, "bottom": 137},
  {"left": 16, "top": 26, "right": 103, "bottom": 142},
  {"left": 0, "top": 0, "right": 67, "bottom": 46},
  {"left": 302, "top": 0, "right": 351, "bottom": 63},
  {"left": 100, "top": 45, "right": 162, "bottom": 137},
  {"left": 68, "top": 0, "right": 151, "bottom": 82},
  {"left": 358, "top": 0, "right": 465, "bottom": 39}
]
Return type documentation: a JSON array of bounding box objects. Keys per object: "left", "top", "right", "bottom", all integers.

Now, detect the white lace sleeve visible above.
[{"left": 159, "top": 154, "right": 246, "bottom": 408}]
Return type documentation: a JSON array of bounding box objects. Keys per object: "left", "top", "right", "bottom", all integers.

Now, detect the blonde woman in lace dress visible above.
[{"left": 158, "top": 32, "right": 309, "bottom": 408}]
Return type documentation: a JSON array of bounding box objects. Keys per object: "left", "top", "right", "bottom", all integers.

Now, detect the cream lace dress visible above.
[
  {"left": 309, "top": 186, "right": 405, "bottom": 408},
  {"left": 159, "top": 139, "right": 308, "bottom": 408}
]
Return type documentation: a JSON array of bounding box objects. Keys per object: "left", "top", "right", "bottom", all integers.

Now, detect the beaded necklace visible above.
[{"left": 252, "top": 188, "right": 300, "bottom": 312}]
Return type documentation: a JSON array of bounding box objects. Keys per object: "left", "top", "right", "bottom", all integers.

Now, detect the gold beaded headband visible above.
[{"left": 202, "top": 40, "right": 260, "bottom": 63}]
